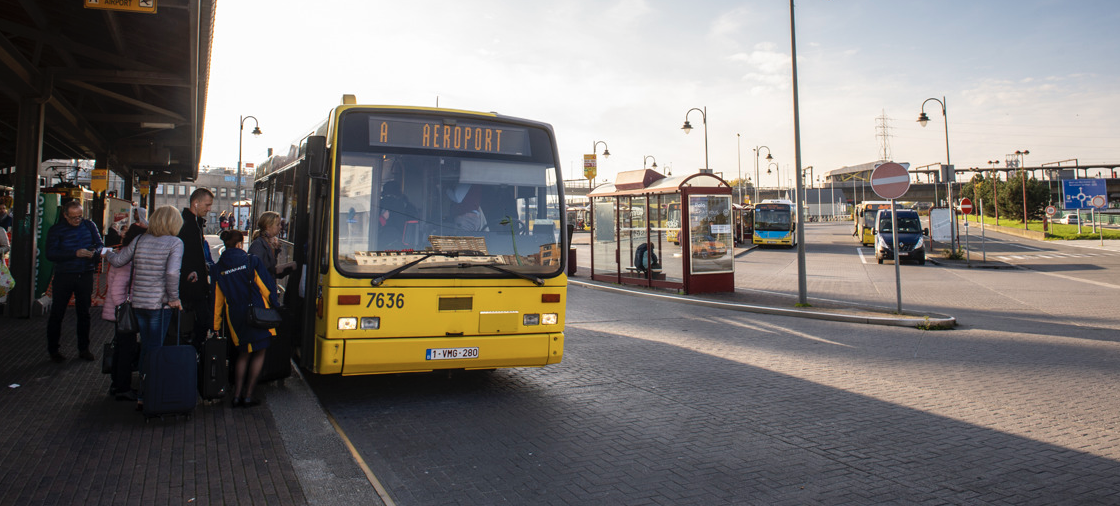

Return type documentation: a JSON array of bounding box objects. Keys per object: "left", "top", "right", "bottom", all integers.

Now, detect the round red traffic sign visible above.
[
  {"left": 1092, "top": 195, "right": 1107, "bottom": 208},
  {"left": 959, "top": 198, "right": 973, "bottom": 215},
  {"left": 1045, "top": 205, "right": 1057, "bottom": 216},
  {"left": 870, "top": 162, "right": 910, "bottom": 200}
]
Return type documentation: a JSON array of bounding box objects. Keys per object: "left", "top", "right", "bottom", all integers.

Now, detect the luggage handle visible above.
[{"left": 165, "top": 303, "right": 183, "bottom": 347}]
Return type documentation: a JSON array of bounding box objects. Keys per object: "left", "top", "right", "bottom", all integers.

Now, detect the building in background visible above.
[{"left": 156, "top": 166, "right": 251, "bottom": 233}]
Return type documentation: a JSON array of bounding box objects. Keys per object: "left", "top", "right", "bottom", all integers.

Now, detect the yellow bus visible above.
[
  {"left": 853, "top": 200, "right": 901, "bottom": 246},
  {"left": 665, "top": 201, "right": 681, "bottom": 244},
  {"left": 252, "top": 97, "right": 566, "bottom": 375},
  {"left": 753, "top": 199, "right": 797, "bottom": 247}
]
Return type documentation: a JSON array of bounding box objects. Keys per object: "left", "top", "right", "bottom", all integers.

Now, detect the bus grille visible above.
[{"left": 439, "top": 297, "right": 473, "bottom": 311}]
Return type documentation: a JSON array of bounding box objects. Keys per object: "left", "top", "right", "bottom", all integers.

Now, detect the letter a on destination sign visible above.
[{"left": 870, "top": 162, "right": 910, "bottom": 200}]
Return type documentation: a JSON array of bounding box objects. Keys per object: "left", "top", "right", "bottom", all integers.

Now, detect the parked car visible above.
[{"left": 1059, "top": 214, "right": 1081, "bottom": 224}]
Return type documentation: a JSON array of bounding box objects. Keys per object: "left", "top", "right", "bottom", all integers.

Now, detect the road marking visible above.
[
  {"left": 325, "top": 411, "right": 398, "bottom": 506},
  {"left": 856, "top": 247, "right": 870, "bottom": 264},
  {"left": 1029, "top": 270, "right": 1120, "bottom": 290},
  {"left": 1004, "top": 242, "right": 1044, "bottom": 251}
]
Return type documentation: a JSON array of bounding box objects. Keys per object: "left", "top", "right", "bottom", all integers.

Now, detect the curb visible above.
[{"left": 569, "top": 279, "right": 956, "bottom": 329}]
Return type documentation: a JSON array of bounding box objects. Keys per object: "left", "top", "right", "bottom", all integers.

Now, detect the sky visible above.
[{"left": 198, "top": 0, "right": 1120, "bottom": 190}]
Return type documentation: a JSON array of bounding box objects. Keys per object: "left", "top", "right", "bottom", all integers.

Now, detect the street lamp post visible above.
[
  {"left": 829, "top": 177, "right": 836, "bottom": 219},
  {"left": 815, "top": 175, "right": 821, "bottom": 220},
  {"left": 681, "top": 107, "right": 709, "bottom": 173},
  {"left": 643, "top": 155, "right": 657, "bottom": 171},
  {"left": 768, "top": 162, "right": 780, "bottom": 197},
  {"left": 591, "top": 140, "right": 610, "bottom": 189},
  {"left": 736, "top": 134, "right": 742, "bottom": 203},
  {"left": 753, "top": 146, "right": 772, "bottom": 204},
  {"left": 918, "top": 96, "right": 956, "bottom": 252},
  {"left": 1016, "top": 149, "right": 1030, "bottom": 230},
  {"left": 238, "top": 114, "right": 262, "bottom": 229},
  {"left": 987, "top": 160, "right": 1001, "bottom": 226}
]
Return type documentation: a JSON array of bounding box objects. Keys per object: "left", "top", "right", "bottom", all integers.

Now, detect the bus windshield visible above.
[
  {"left": 755, "top": 206, "right": 792, "bottom": 231},
  {"left": 333, "top": 114, "right": 562, "bottom": 278}
]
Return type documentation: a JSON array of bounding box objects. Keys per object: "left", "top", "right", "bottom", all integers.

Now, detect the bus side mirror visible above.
[{"left": 305, "top": 136, "right": 329, "bottom": 179}]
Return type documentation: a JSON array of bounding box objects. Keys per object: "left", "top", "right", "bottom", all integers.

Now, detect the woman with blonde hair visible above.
[
  {"left": 248, "top": 211, "right": 295, "bottom": 282},
  {"left": 104, "top": 205, "right": 184, "bottom": 410}
]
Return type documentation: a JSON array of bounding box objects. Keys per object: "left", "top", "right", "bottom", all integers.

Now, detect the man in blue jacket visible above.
[{"left": 45, "top": 200, "right": 104, "bottom": 363}]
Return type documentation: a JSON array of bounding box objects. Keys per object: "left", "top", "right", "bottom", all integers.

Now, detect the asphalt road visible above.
[{"left": 308, "top": 222, "right": 1120, "bottom": 505}]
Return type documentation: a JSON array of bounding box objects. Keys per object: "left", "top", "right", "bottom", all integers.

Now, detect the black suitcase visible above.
[
  {"left": 229, "top": 331, "right": 292, "bottom": 385},
  {"left": 258, "top": 330, "right": 292, "bottom": 384},
  {"left": 228, "top": 307, "right": 294, "bottom": 385},
  {"left": 198, "top": 335, "right": 228, "bottom": 401},
  {"left": 143, "top": 309, "right": 197, "bottom": 420}
]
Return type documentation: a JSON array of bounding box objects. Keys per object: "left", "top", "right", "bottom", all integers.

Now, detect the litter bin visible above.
[{"left": 567, "top": 248, "right": 577, "bottom": 276}]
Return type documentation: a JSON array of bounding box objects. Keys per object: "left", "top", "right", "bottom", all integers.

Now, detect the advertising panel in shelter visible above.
[{"left": 687, "top": 195, "right": 733, "bottom": 274}]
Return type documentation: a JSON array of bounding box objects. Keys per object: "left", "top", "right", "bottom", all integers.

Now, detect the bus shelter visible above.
[{"left": 589, "top": 170, "right": 734, "bottom": 294}]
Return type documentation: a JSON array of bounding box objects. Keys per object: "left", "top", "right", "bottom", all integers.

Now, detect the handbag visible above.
[
  {"left": 114, "top": 236, "right": 141, "bottom": 335},
  {"left": 244, "top": 257, "right": 283, "bottom": 329},
  {"left": 0, "top": 262, "right": 13, "bottom": 298}
]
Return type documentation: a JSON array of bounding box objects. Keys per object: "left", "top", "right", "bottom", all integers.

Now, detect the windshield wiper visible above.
[
  {"left": 421, "top": 261, "right": 544, "bottom": 286},
  {"left": 370, "top": 250, "right": 481, "bottom": 286}
]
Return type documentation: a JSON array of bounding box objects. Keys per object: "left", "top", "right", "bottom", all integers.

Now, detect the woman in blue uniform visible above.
[{"left": 211, "top": 229, "right": 277, "bottom": 407}]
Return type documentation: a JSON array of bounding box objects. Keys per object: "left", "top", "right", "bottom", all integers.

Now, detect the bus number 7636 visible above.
[{"left": 367, "top": 292, "right": 405, "bottom": 309}]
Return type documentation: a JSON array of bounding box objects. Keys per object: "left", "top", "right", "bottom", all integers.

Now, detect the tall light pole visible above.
[
  {"left": 681, "top": 107, "right": 708, "bottom": 173},
  {"left": 988, "top": 159, "right": 1001, "bottom": 226},
  {"left": 736, "top": 134, "right": 742, "bottom": 203},
  {"left": 643, "top": 155, "right": 657, "bottom": 171},
  {"left": 815, "top": 175, "right": 821, "bottom": 219},
  {"left": 768, "top": 162, "right": 780, "bottom": 197},
  {"left": 917, "top": 96, "right": 956, "bottom": 252},
  {"left": 591, "top": 140, "right": 610, "bottom": 189},
  {"left": 238, "top": 115, "right": 262, "bottom": 227},
  {"left": 1016, "top": 149, "right": 1030, "bottom": 230},
  {"left": 753, "top": 146, "right": 772, "bottom": 204}
]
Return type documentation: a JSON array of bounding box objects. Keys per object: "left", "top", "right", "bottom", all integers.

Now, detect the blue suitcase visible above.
[{"left": 143, "top": 309, "right": 197, "bottom": 420}]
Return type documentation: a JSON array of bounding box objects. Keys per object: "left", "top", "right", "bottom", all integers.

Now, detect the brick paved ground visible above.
[
  {"left": 0, "top": 310, "right": 380, "bottom": 506},
  {"left": 317, "top": 282, "right": 1120, "bottom": 505}
]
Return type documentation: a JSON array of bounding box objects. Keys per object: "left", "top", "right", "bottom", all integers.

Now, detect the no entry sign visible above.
[
  {"left": 960, "top": 198, "right": 973, "bottom": 215},
  {"left": 871, "top": 162, "right": 910, "bottom": 200}
]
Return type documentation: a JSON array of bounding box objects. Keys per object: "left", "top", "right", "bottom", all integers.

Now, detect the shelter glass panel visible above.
[
  {"left": 688, "top": 194, "right": 733, "bottom": 274},
  {"left": 592, "top": 197, "right": 616, "bottom": 275}
]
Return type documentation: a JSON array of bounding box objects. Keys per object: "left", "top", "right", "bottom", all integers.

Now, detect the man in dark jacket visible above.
[
  {"left": 178, "top": 188, "right": 214, "bottom": 347},
  {"left": 45, "top": 200, "right": 103, "bottom": 363}
]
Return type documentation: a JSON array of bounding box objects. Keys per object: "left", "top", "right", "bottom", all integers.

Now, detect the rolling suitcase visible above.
[
  {"left": 143, "top": 308, "right": 197, "bottom": 421},
  {"left": 199, "top": 334, "right": 228, "bottom": 401}
]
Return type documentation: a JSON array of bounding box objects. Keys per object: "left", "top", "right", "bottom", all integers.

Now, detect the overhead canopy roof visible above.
[
  {"left": 590, "top": 170, "right": 728, "bottom": 197},
  {"left": 0, "top": 0, "right": 215, "bottom": 183}
]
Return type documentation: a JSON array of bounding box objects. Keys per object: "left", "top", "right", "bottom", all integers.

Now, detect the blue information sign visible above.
[{"left": 1062, "top": 179, "right": 1107, "bottom": 210}]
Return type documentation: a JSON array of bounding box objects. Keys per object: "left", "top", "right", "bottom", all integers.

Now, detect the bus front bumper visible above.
[{"left": 315, "top": 332, "right": 565, "bottom": 375}]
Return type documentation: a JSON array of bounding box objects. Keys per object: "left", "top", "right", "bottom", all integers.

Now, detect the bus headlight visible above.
[
  {"left": 361, "top": 317, "right": 380, "bottom": 330},
  {"left": 523, "top": 314, "right": 540, "bottom": 326},
  {"left": 338, "top": 317, "right": 358, "bottom": 330},
  {"left": 541, "top": 313, "right": 558, "bottom": 325}
]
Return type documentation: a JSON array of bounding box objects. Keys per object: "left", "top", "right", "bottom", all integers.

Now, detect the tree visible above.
[
  {"left": 961, "top": 174, "right": 999, "bottom": 218},
  {"left": 999, "top": 171, "right": 1050, "bottom": 221}
]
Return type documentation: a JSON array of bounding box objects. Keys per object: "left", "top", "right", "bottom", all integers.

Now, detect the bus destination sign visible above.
[{"left": 369, "top": 116, "right": 531, "bottom": 156}]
